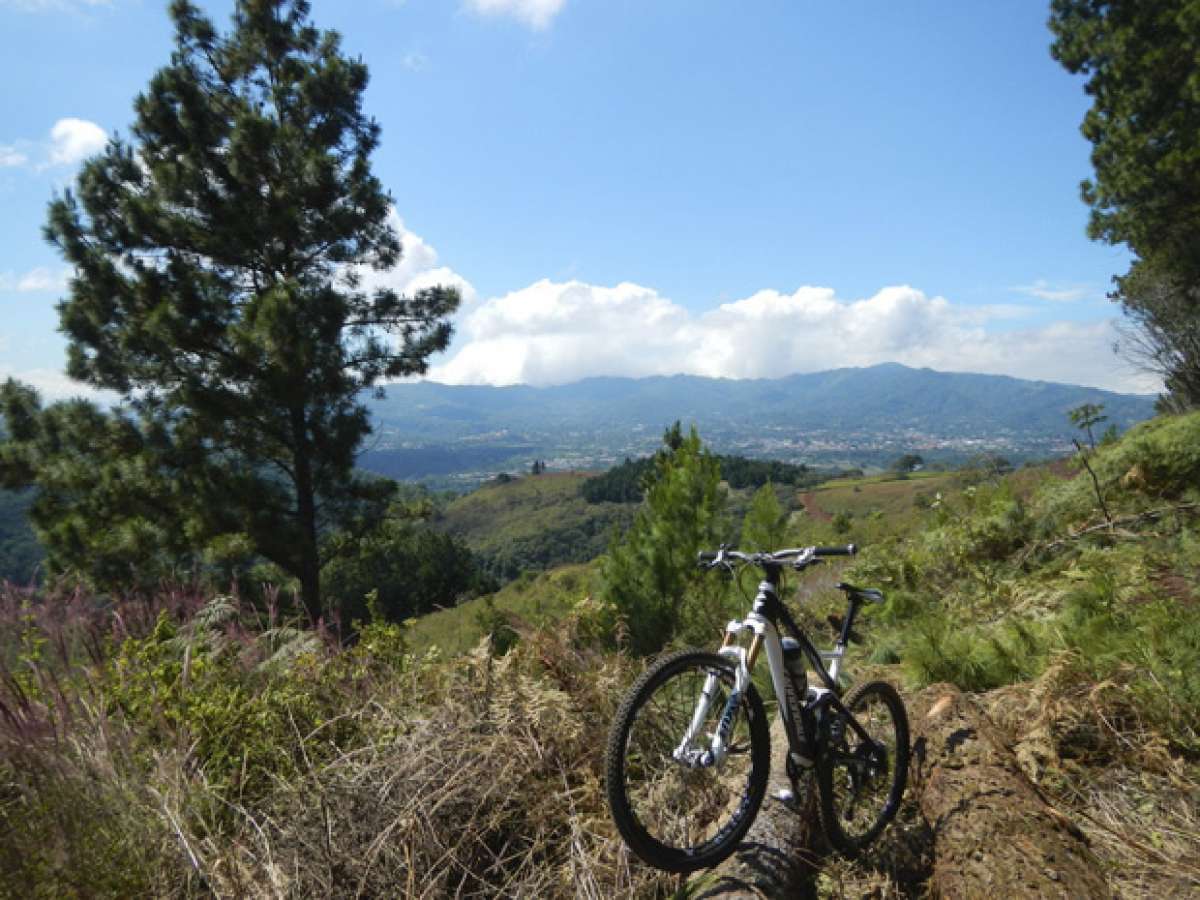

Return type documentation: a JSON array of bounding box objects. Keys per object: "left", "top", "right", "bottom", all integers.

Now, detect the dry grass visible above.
[
  {"left": 984, "top": 655, "right": 1200, "bottom": 900},
  {"left": 187, "top": 636, "right": 674, "bottom": 899},
  {"left": 0, "top": 587, "right": 680, "bottom": 899}
]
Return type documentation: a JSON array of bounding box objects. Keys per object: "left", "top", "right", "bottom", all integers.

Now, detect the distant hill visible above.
[
  {"left": 432, "top": 472, "right": 634, "bottom": 582},
  {"left": 361, "top": 364, "right": 1157, "bottom": 480}
]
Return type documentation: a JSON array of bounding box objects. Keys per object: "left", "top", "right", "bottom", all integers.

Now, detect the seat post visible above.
[{"left": 838, "top": 594, "right": 863, "bottom": 647}]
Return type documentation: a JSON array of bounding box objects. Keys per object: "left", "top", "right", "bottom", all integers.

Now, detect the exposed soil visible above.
[{"left": 798, "top": 492, "right": 832, "bottom": 523}]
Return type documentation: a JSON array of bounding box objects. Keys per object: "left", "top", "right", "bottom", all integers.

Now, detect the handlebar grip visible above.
[
  {"left": 697, "top": 551, "right": 718, "bottom": 562},
  {"left": 814, "top": 544, "right": 857, "bottom": 557}
]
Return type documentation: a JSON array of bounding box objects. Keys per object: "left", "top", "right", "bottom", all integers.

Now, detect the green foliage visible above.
[
  {"left": 740, "top": 484, "right": 789, "bottom": 551},
  {"left": 475, "top": 595, "right": 520, "bottom": 655},
  {"left": 2, "top": 0, "right": 459, "bottom": 618},
  {"left": 1035, "top": 411, "right": 1200, "bottom": 529},
  {"left": 1055, "top": 549, "right": 1199, "bottom": 747},
  {"left": 102, "top": 602, "right": 343, "bottom": 799},
  {"left": 322, "top": 510, "right": 493, "bottom": 627},
  {"left": 843, "top": 414, "right": 1200, "bottom": 752},
  {"left": 438, "top": 472, "right": 635, "bottom": 582},
  {"left": 0, "top": 382, "right": 212, "bottom": 590},
  {"left": 890, "top": 453, "right": 924, "bottom": 474},
  {"left": 581, "top": 450, "right": 833, "bottom": 504},
  {"left": 406, "top": 562, "right": 596, "bottom": 656},
  {"left": 832, "top": 509, "right": 854, "bottom": 536},
  {"left": 1069, "top": 402, "right": 1108, "bottom": 450},
  {"left": 580, "top": 456, "right": 654, "bottom": 503},
  {"left": 717, "top": 455, "right": 819, "bottom": 490},
  {"left": 1050, "top": 2, "right": 1200, "bottom": 407},
  {"left": 0, "top": 488, "right": 42, "bottom": 584},
  {"left": 601, "top": 426, "right": 727, "bottom": 654},
  {"left": 958, "top": 452, "right": 1015, "bottom": 485},
  {"left": 1049, "top": 0, "right": 1200, "bottom": 268},
  {"left": 901, "top": 613, "right": 1047, "bottom": 692}
]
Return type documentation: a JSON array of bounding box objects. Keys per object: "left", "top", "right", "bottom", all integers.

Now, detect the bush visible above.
[{"left": 1035, "top": 411, "right": 1200, "bottom": 531}]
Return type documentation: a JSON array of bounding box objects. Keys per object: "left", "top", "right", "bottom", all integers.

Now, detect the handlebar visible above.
[
  {"left": 813, "top": 545, "right": 857, "bottom": 557},
  {"left": 697, "top": 543, "right": 857, "bottom": 569}
]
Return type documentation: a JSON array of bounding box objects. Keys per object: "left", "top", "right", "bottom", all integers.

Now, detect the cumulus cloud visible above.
[
  {"left": 0, "top": 145, "right": 28, "bottom": 167},
  {"left": 428, "top": 280, "right": 1155, "bottom": 394},
  {"left": 463, "top": 0, "right": 565, "bottom": 30},
  {"left": 353, "top": 211, "right": 478, "bottom": 309},
  {"left": 1015, "top": 279, "right": 1093, "bottom": 303},
  {"left": 0, "top": 267, "right": 70, "bottom": 293},
  {"left": 0, "top": 366, "right": 101, "bottom": 403},
  {"left": 47, "top": 118, "right": 106, "bottom": 167},
  {"left": 1, "top": 118, "right": 106, "bottom": 171}
]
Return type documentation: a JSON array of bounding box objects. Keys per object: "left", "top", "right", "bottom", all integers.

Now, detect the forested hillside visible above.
[{"left": 432, "top": 472, "right": 635, "bottom": 582}]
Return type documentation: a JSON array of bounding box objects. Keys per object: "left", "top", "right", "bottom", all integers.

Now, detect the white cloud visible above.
[
  {"left": 0, "top": 145, "right": 28, "bottom": 167},
  {"left": 0, "top": 366, "right": 102, "bottom": 403},
  {"left": 1015, "top": 279, "right": 1093, "bottom": 303},
  {"left": 0, "top": 267, "right": 70, "bottom": 293},
  {"left": 353, "top": 211, "right": 478, "bottom": 309},
  {"left": 1, "top": 118, "right": 106, "bottom": 171},
  {"left": 428, "top": 280, "right": 1157, "bottom": 394},
  {"left": 47, "top": 118, "right": 106, "bottom": 167},
  {"left": 463, "top": 0, "right": 565, "bottom": 30}
]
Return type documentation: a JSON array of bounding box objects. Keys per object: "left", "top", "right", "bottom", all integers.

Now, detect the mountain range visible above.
[{"left": 358, "top": 363, "right": 1157, "bottom": 483}]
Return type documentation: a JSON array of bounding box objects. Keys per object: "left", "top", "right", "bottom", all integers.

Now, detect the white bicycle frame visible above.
[{"left": 671, "top": 577, "right": 848, "bottom": 770}]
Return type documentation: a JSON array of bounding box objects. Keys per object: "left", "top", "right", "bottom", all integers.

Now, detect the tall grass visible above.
[{"left": 0, "top": 582, "right": 674, "bottom": 898}]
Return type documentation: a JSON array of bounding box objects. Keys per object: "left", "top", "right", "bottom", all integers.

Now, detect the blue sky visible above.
[{"left": 0, "top": 0, "right": 1149, "bottom": 397}]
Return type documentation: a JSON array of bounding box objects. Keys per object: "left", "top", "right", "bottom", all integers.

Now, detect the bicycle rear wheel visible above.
[
  {"left": 816, "top": 679, "right": 909, "bottom": 857},
  {"left": 605, "top": 649, "right": 769, "bottom": 873}
]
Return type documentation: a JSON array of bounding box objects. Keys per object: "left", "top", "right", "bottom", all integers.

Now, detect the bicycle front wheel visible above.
[
  {"left": 605, "top": 649, "right": 770, "bottom": 873},
  {"left": 816, "top": 679, "right": 910, "bottom": 857}
]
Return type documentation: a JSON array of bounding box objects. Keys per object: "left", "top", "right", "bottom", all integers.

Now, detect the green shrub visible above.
[
  {"left": 101, "top": 601, "right": 358, "bottom": 802},
  {"left": 1055, "top": 550, "right": 1200, "bottom": 751},
  {"left": 1035, "top": 411, "right": 1200, "bottom": 531},
  {"left": 900, "top": 611, "right": 1047, "bottom": 692}
]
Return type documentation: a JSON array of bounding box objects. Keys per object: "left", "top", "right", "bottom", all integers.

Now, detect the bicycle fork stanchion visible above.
[
  {"left": 672, "top": 670, "right": 723, "bottom": 767},
  {"left": 673, "top": 620, "right": 764, "bottom": 769}
]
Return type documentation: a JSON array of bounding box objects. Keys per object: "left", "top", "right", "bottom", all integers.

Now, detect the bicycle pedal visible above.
[
  {"left": 772, "top": 788, "right": 801, "bottom": 811},
  {"left": 788, "top": 750, "right": 815, "bottom": 769}
]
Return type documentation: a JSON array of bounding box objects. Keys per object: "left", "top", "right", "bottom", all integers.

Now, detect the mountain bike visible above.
[{"left": 604, "top": 544, "right": 909, "bottom": 873}]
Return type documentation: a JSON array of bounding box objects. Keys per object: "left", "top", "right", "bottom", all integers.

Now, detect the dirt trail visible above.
[
  {"left": 798, "top": 491, "right": 831, "bottom": 523},
  {"left": 687, "top": 684, "right": 1110, "bottom": 898}
]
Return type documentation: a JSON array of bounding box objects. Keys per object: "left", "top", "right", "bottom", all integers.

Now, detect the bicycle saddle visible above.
[{"left": 835, "top": 582, "right": 885, "bottom": 603}]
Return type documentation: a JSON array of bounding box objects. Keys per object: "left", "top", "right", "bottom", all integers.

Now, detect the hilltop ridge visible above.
[{"left": 360, "top": 363, "right": 1157, "bottom": 483}]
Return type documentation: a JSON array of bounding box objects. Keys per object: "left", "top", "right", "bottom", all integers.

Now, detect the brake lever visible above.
[{"left": 791, "top": 548, "right": 820, "bottom": 570}]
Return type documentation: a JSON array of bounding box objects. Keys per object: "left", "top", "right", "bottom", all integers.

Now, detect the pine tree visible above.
[
  {"left": 601, "top": 425, "right": 726, "bottom": 654},
  {"left": 1050, "top": 1, "right": 1200, "bottom": 406},
  {"left": 740, "top": 483, "right": 788, "bottom": 552},
  {"left": 3, "top": 1, "right": 458, "bottom": 617}
]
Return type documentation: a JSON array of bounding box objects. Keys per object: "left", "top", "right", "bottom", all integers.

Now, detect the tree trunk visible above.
[
  {"left": 908, "top": 684, "right": 1111, "bottom": 899},
  {"left": 687, "top": 717, "right": 820, "bottom": 898},
  {"left": 292, "top": 408, "right": 322, "bottom": 625}
]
